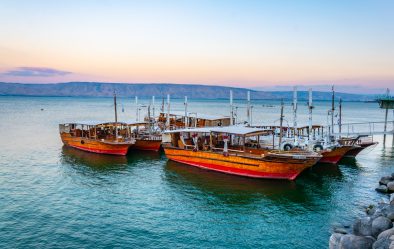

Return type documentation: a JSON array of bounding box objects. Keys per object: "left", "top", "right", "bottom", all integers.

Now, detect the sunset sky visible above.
[{"left": 0, "top": 0, "right": 393, "bottom": 93}]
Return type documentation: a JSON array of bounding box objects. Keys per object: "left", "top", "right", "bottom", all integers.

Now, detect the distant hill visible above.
[{"left": 0, "top": 82, "right": 375, "bottom": 101}]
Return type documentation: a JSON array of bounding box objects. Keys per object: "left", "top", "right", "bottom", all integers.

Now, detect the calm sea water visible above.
[{"left": 1, "top": 96, "right": 394, "bottom": 249}]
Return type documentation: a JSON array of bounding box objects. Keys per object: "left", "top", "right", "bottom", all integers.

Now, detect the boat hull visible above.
[
  {"left": 134, "top": 139, "right": 162, "bottom": 151},
  {"left": 60, "top": 133, "right": 132, "bottom": 156},
  {"left": 319, "top": 146, "right": 354, "bottom": 164},
  {"left": 164, "top": 147, "right": 319, "bottom": 180},
  {"left": 344, "top": 142, "right": 377, "bottom": 157}
]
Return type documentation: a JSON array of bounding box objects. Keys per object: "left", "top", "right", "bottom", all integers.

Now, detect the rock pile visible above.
[{"left": 329, "top": 174, "right": 394, "bottom": 249}]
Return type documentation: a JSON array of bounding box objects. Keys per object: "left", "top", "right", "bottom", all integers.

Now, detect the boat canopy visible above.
[
  {"left": 163, "top": 125, "right": 271, "bottom": 136},
  {"left": 160, "top": 111, "right": 230, "bottom": 121},
  {"left": 126, "top": 121, "right": 150, "bottom": 126},
  {"left": 61, "top": 121, "right": 128, "bottom": 126}
]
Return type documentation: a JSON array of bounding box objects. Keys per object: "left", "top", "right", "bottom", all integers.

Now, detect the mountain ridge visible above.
[{"left": 0, "top": 82, "right": 375, "bottom": 101}]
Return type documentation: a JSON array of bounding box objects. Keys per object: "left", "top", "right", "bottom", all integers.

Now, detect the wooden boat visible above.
[
  {"left": 318, "top": 146, "right": 355, "bottom": 164},
  {"left": 342, "top": 136, "right": 378, "bottom": 157},
  {"left": 59, "top": 122, "right": 135, "bottom": 155},
  {"left": 128, "top": 121, "right": 162, "bottom": 151},
  {"left": 162, "top": 126, "right": 322, "bottom": 180}
]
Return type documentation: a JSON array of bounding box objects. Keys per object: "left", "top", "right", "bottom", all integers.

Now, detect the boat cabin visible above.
[
  {"left": 158, "top": 111, "right": 231, "bottom": 130},
  {"left": 127, "top": 121, "right": 162, "bottom": 141},
  {"left": 59, "top": 121, "right": 133, "bottom": 142},
  {"left": 163, "top": 126, "right": 279, "bottom": 156}
]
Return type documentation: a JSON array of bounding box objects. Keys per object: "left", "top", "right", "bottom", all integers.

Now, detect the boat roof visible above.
[
  {"left": 160, "top": 111, "right": 230, "bottom": 120},
  {"left": 126, "top": 121, "right": 149, "bottom": 126},
  {"left": 164, "top": 125, "right": 271, "bottom": 136},
  {"left": 61, "top": 121, "right": 128, "bottom": 126}
]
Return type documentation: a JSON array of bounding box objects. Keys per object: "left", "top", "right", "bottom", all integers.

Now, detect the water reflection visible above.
[
  {"left": 164, "top": 160, "right": 324, "bottom": 206},
  {"left": 60, "top": 146, "right": 128, "bottom": 171},
  {"left": 126, "top": 150, "right": 163, "bottom": 162}
]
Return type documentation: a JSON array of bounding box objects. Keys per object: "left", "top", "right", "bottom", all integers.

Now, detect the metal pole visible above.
[
  {"left": 135, "top": 96, "right": 138, "bottom": 122},
  {"left": 392, "top": 109, "right": 394, "bottom": 147},
  {"left": 152, "top": 96, "right": 155, "bottom": 121},
  {"left": 166, "top": 94, "right": 170, "bottom": 129},
  {"left": 247, "top": 91, "right": 251, "bottom": 124},
  {"left": 339, "top": 97, "right": 342, "bottom": 136},
  {"left": 279, "top": 99, "right": 284, "bottom": 149},
  {"left": 383, "top": 88, "right": 389, "bottom": 146},
  {"left": 331, "top": 85, "right": 335, "bottom": 135},
  {"left": 308, "top": 88, "right": 313, "bottom": 142},
  {"left": 114, "top": 91, "right": 118, "bottom": 123},
  {"left": 114, "top": 91, "right": 118, "bottom": 138},
  {"left": 184, "top": 96, "right": 188, "bottom": 128},
  {"left": 230, "top": 90, "right": 234, "bottom": 125},
  {"left": 293, "top": 86, "right": 298, "bottom": 146}
]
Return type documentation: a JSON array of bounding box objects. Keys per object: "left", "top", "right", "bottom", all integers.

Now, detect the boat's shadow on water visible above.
[
  {"left": 60, "top": 146, "right": 163, "bottom": 173},
  {"left": 163, "top": 160, "right": 343, "bottom": 207}
]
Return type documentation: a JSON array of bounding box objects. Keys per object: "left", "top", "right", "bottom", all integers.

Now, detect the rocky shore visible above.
[{"left": 329, "top": 174, "right": 394, "bottom": 249}]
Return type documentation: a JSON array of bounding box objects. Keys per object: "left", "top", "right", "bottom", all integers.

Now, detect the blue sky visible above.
[{"left": 0, "top": 0, "right": 393, "bottom": 93}]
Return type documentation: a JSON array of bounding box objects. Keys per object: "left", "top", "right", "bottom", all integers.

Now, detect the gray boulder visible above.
[
  {"left": 354, "top": 217, "right": 373, "bottom": 236},
  {"left": 378, "top": 228, "right": 394, "bottom": 241},
  {"left": 334, "top": 227, "right": 348, "bottom": 234},
  {"left": 381, "top": 176, "right": 394, "bottom": 185},
  {"left": 382, "top": 206, "right": 394, "bottom": 220},
  {"left": 339, "top": 234, "right": 375, "bottom": 249},
  {"left": 373, "top": 216, "right": 393, "bottom": 237},
  {"left": 329, "top": 233, "right": 343, "bottom": 249},
  {"left": 390, "top": 194, "right": 394, "bottom": 205},
  {"left": 377, "top": 185, "right": 389, "bottom": 193},
  {"left": 387, "top": 182, "right": 394, "bottom": 192},
  {"left": 373, "top": 237, "right": 391, "bottom": 249}
]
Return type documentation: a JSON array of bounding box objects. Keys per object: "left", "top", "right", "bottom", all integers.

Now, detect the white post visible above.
[
  {"left": 230, "top": 90, "right": 234, "bottom": 125},
  {"left": 293, "top": 86, "right": 298, "bottom": 146},
  {"left": 184, "top": 96, "right": 188, "bottom": 128},
  {"left": 166, "top": 94, "right": 170, "bottom": 129},
  {"left": 135, "top": 96, "right": 139, "bottom": 122},
  {"left": 308, "top": 88, "right": 313, "bottom": 143},
  {"left": 331, "top": 85, "right": 335, "bottom": 135},
  {"left": 247, "top": 91, "right": 251, "bottom": 124},
  {"left": 152, "top": 96, "right": 155, "bottom": 121}
]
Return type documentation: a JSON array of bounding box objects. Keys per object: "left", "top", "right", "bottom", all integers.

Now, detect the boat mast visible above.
[
  {"left": 293, "top": 86, "right": 298, "bottom": 146},
  {"left": 184, "top": 96, "right": 188, "bottom": 128},
  {"left": 114, "top": 90, "right": 118, "bottom": 138},
  {"left": 114, "top": 91, "right": 118, "bottom": 123},
  {"left": 279, "top": 99, "right": 284, "bottom": 149},
  {"left": 230, "top": 90, "right": 234, "bottom": 125},
  {"left": 247, "top": 91, "right": 251, "bottom": 125},
  {"left": 308, "top": 88, "right": 313, "bottom": 143},
  {"left": 331, "top": 85, "right": 335, "bottom": 136},
  {"left": 166, "top": 94, "right": 170, "bottom": 129},
  {"left": 152, "top": 96, "right": 155, "bottom": 122},
  {"left": 135, "top": 96, "right": 139, "bottom": 122},
  {"left": 339, "top": 97, "right": 342, "bottom": 136}
]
